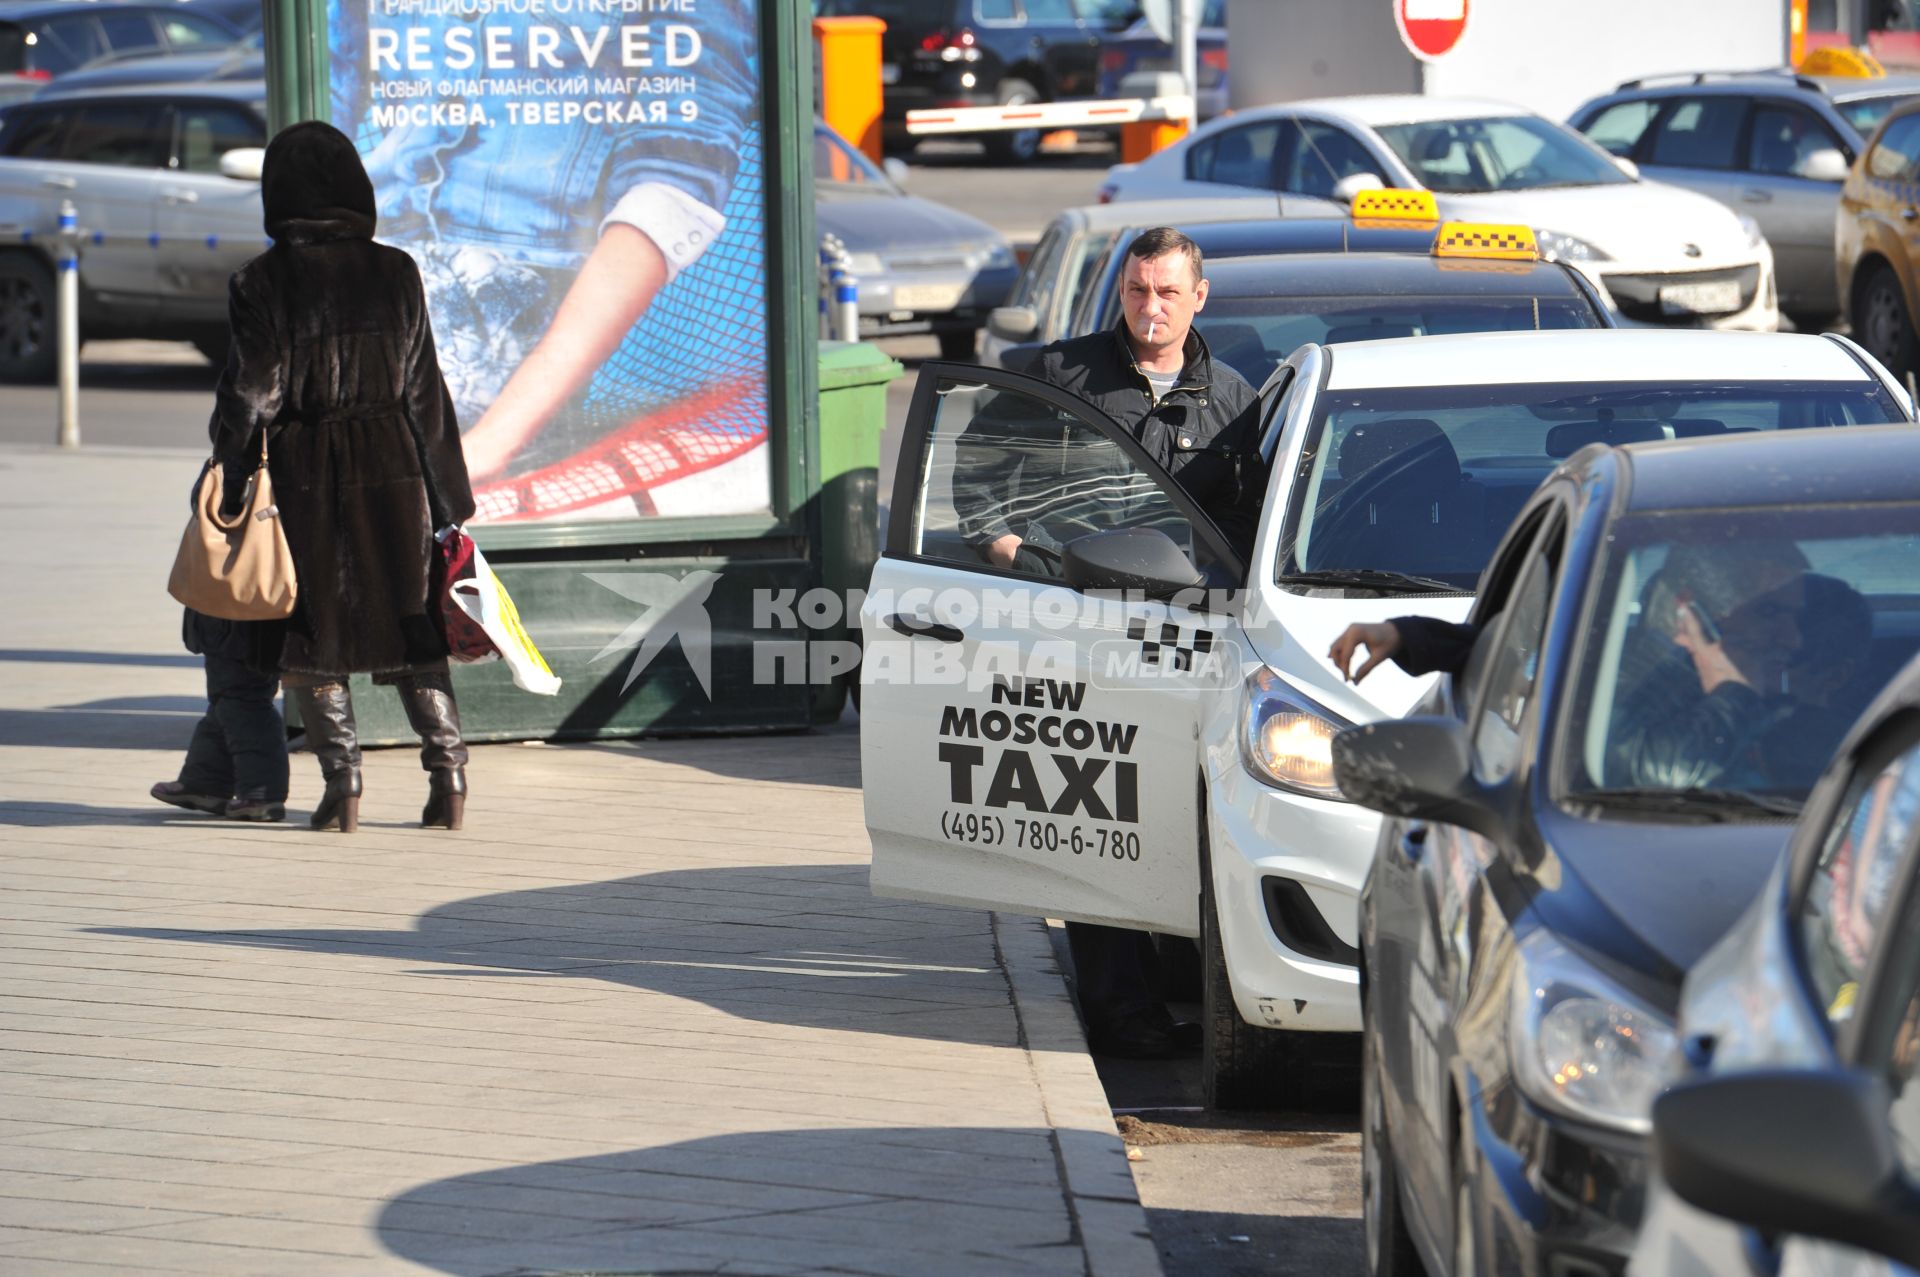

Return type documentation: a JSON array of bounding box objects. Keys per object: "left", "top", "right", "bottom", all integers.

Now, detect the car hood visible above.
[
  {"left": 1539, "top": 810, "right": 1792, "bottom": 981},
  {"left": 1243, "top": 589, "right": 1474, "bottom": 726},
  {"left": 816, "top": 189, "right": 1005, "bottom": 257},
  {"left": 1436, "top": 180, "right": 1756, "bottom": 266}
]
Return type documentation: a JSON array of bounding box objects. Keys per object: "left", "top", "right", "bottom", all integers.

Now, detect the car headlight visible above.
[
  {"left": 1736, "top": 212, "right": 1766, "bottom": 251},
  {"left": 1240, "top": 667, "right": 1348, "bottom": 800},
  {"left": 842, "top": 251, "right": 885, "bottom": 276},
  {"left": 1534, "top": 229, "right": 1612, "bottom": 264},
  {"left": 1509, "top": 932, "right": 1678, "bottom": 1134}
]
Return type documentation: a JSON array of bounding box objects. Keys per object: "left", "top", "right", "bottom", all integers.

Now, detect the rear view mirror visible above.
[
  {"left": 1062, "top": 528, "right": 1203, "bottom": 599},
  {"left": 988, "top": 305, "right": 1039, "bottom": 341},
  {"left": 1655, "top": 1070, "right": 1920, "bottom": 1269},
  {"left": 1799, "top": 147, "right": 1850, "bottom": 183},
  {"left": 219, "top": 147, "right": 265, "bottom": 182},
  {"left": 1330, "top": 172, "right": 1386, "bottom": 203},
  {"left": 1331, "top": 716, "right": 1511, "bottom": 839}
]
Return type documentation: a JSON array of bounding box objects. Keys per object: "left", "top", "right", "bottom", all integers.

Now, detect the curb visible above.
[{"left": 995, "top": 912, "right": 1165, "bottom": 1277}]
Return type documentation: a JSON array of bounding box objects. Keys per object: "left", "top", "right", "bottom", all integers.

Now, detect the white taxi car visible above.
[
  {"left": 1097, "top": 95, "right": 1781, "bottom": 332},
  {"left": 859, "top": 325, "right": 1909, "bottom": 1107}
]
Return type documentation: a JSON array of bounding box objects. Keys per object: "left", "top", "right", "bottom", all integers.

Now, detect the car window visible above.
[
  {"left": 1867, "top": 113, "right": 1920, "bottom": 181},
  {"left": 1838, "top": 92, "right": 1920, "bottom": 136},
  {"left": 1582, "top": 98, "right": 1662, "bottom": 157},
  {"left": 97, "top": 11, "right": 161, "bottom": 55},
  {"left": 33, "top": 15, "right": 105, "bottom": 74},
  {"left": 1647, "top": 97, "right": 1747, "bottom": 170},
  {"left": 1470, "top": 541, "right": 1555, "bottom": 784},
  {"left": 64, "top": 102, "right": 170, "bottom": 168},
  {"left": 1285, "top": 121, "right": 1378, "bottom": 199},
  {"left": 1011, "top": 225, "right": 1065, "bottom": 314},
  {"left": 0, "top": 108, "right": 70, "bottom": 159},
  {"left": 161, "top": 14, "right": 232, "bottom": 48},
  {"left": 1800, "top": 740, "right": 1920, "bottom": 1034},
  {"left": 913, "top": 375, "right": 1234, "bottom": 583},
  {"left": 1190, "top": 121, "right": 1280, "bottom": 189},
  {"left": 813, "top": 124, "right": 892, "bottom": 189},
  {"left": 174, "top": 103, "right": 263, "bottom": 173},
  {"left": 1059, "top": 229, "right": 1118, "bottom": 332},
  {"left": 1023, "top": 0, "right": 1077, "bottom": 20},
  {"left": 1749, "top": 102, "right": 1845, "bottom": 177},
  {"left": 976, "top": 0, "right": 1017, "bottom": 20},
  {"left": 1376, "top": 115, "right": 1628, "bottom": 192}
]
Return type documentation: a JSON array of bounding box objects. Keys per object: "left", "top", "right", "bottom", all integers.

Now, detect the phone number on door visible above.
[{"left": 940, "top": 810, "right": 1142, "bottom": 861}]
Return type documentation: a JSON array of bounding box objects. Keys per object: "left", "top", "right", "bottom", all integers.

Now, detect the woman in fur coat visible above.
[{"left": 210, "top": 121, "right": 476, "bottom": 833}]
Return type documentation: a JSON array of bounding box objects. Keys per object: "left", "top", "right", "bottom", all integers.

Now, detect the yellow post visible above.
[
  {"left": 1790, "top": 0, "right": 1808, "bottom": 67},
  {"left": 1121, "top": 118, "right": 1189, "bottom": 165},
  {"left": 813, "top": 15, "right": 886, "bottom": 166}
]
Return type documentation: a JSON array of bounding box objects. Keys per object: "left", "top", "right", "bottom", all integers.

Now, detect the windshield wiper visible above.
[
  {"left": 1278, "top": 568, "right": 1461, "bottom": 594},
  {"left": 1575, "top": 787, "right": 1804, "bottom": 821}
]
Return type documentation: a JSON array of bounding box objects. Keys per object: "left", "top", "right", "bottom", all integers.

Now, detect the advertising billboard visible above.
[{"left": 329, "top": 0, "right": 770, "bottom": 526}]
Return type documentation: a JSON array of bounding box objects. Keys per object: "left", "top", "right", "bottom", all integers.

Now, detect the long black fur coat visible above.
[{"left": 209, "top": 122, "right": 475, "bottom": 678}]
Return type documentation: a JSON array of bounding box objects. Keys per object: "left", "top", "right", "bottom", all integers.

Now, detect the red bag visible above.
[{"left": 433, "top": 527, "right": 497, "bottom": 663}]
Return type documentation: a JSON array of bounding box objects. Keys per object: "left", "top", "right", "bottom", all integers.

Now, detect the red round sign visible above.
[{"left": 1394, "top": 0, "right": 1469, "bottom": 61}]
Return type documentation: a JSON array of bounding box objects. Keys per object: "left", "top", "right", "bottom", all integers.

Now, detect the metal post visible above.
[
  {"left": 1173, "top": 0, "right": 1197, "bottom": 125},
  {"left": 819, "top": 234, "right": 839, "bottom": 340},
  {"left": 836, "top": 267, "right": 859, "bottom": 344},
  {"left": 55, "top": 200, "right": 79, "bottom": 449}
]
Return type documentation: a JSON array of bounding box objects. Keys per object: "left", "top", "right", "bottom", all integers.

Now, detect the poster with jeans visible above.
[{"left": 330, "top": 0, "right": 768, "bottom": 525}]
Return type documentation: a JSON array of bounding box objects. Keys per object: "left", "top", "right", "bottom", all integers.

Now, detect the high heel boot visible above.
[
  {"left": 396, "top": 671, "right": 468, "bottom": 830},
  {"left": 292, "top": 682, "right": 362, "bottom": 832}
]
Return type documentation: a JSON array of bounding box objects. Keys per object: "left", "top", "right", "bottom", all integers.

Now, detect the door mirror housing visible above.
[
  {"left": 1330, "top": 172, "right": 1386, "bottom": 202},
  {"left": 1655, "top": 1070, "right": 1920, "bottom": 1269},
  {"left": 218, "top": 147, "right": 265, "bottom": 182},
  {"left": 988, "top": 305, "right": 1040, "bottom": 342},
  {"left": 883, "top": 156, "right": 911, "bottom": 185},
  {"left": 1799, "top": 147, "right": 1851, "bottom": 183},
  {"left": 1062, "top": 528, "right": 1204, "bottom": 600},
  {"left": 1612, "top": 154, "right": 1641, "bottom": 180},
  {"left": 1330, "top": 716, "right": 1511, "bottom": 840}
]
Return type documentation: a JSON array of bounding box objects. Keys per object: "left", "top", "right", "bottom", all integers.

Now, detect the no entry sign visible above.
[{"left": 1395, "top": 0, "right": 1469, "bottom": 61}]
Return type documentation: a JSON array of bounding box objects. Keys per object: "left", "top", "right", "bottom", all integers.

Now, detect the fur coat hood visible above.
[{"left": 261, "top": 121, "right": 376, "bottom": 243}]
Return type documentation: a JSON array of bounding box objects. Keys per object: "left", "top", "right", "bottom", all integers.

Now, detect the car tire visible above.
[
  {"left": 1853, "top": 263, "right": 1919, "bottom": 383},
  {"left": 1199, "top": 807, "right": 1292, "bottom": 1110},
  {"left": 1363, "top": 1009, "right": 1428, "bottom": 1277},
  {"left": 983, "top": 79, "right": 1043, "bottom": 164},
  {"left": 936, "top": 327, "right": 977, "bottom": 361},
  {"left": 0, "top": 253, "right": 58, "bottom": 384}
]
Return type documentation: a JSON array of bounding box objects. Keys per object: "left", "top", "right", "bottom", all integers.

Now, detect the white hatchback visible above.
[
  {"left": 858, "top": 329, "right": 1906, "bottom": 1107},
  {"left": 1098, "top": 95, "right": 1780, "bottom": 333}
]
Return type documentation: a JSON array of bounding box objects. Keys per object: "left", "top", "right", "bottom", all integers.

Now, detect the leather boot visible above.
[
  {"left": 395, "top": 671, "right": 468, "bottom": 830},
  {"left": 292, "top": 683, "right": 361, "bottom": 833}
]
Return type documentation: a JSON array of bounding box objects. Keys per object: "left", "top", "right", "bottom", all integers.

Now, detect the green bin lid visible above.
[{"left": 818, "top": 340, "right": 904, "bottom": 390}]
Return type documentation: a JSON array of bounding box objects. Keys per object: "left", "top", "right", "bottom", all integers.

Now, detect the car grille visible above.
[{"left": 1599, "top": 265, "right": 1761, "bottom": 323}]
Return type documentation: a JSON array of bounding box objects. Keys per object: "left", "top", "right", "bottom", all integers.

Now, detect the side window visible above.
[
  {"left": 1867, "top": 115, "right": 1920, "bottom": 181},
  {"left": 161, "top": 14, "right": 233, "bottom": 48},
  {"left": 1010, "top": 226, "right": 1065, "bottom": 311},
  {"left": 1647, "top": 96, "right": 1747, "bottom": 170},
  {"left": 33, "top": 16, "right": 104, "bottom": 74},
  {"left": 1798, "top": 740, "right": 1920, "bottom": 1034},
  {"left": 96, "top": 11, "right": 161, "bottom": 56},
  {"left": 1469, "top": 548, "right": 1554, "bottom": 784},
  {"left": 63, "top": 103, "right": 170, "bottom": 169},
  {"left": 1022, "top": 0, "right": 1078, "bottom": 21},
  {"left": 1748, "top": 102, "right": 1845, "bottom": 177},
  {"left": 914, "top": 376, "right": 1233, "bottom": 583},
  {"left": 975, "top": 0, "right": 1017, "bottom": 21},
  {"left": 1060, "top": 229, "right": 1119, "bottom": 327},
  {"left": 0, "top": 108, "right": 70, "bottom": 159},
  {"left": 1582, "top": 98, "right": 1662, "bottom": 157},
  {"left": 1192, "top": 122, "right": 1281, "bottom": 189},
  {"left": 1287, "top": 121, "right": 1378, "bottom": 199},
  {"left": 173, "top": 104, "right": 264, "bottom": 173}
]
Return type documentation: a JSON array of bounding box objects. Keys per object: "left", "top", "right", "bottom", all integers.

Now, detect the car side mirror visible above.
[
  {"left": 995, "top": 340, "right": 1043, "bottom": 372},
  {"left": 883, "top": 156, "right": 911, "bottom": 185},
  {"left": 1330, "top": 716, "right": 1511, "bottom": 840},
  {"left": 1062, "top": 528, "right": 1204, "bottom": 600},
  {"left": 1330, "top": 172, "right": 1386, "bottom": 203},
  {"left": 1655, "top": 1070, "right": 1920, "bottom": 1269},
  {"left": 218, "top": 147, "right": 265, "bottom": 181},
  {"left": 1612, "top": 154, "right": 1641, "bottom": 180},
  {"left": 1799, "top": 147, "right": 1850, "bottom": 183},
  {"left": 988, "top": 305, "right": 1039, "bottom": 342}
]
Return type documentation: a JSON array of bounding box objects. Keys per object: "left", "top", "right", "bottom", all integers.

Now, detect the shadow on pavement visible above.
[
  {"left": 0, "top": 704, "right": 201, "bottom": 750},
  {"left": 371, "top": 1125, "right": 1085, "bottom": 1277},
  {"left": 556, "top": 720, "right": 859, "bottom": 790},
  {"left": 91, "top": 862, "right": 1041, "bottom": 1048},
  {"left": 0, "top": 649, "right": 200, "bottom": 669},
  {"left": 0, "top": 800, "right": 202, "bottom": 827}
]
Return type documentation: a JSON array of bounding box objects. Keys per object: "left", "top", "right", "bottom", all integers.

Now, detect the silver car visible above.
[{"left": 1570, "top": 70, "right": 1920, "bottom": 329}]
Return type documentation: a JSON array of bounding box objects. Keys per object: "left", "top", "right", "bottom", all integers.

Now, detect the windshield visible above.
[
  {"left": 1376, "top": 115, "right": 1629, "bottom": 192},
  {"left": 1838, "top": 93, "right": 1920, "bottom": 135},
  {"left": 814, "top": 125, "right": 895, "bottom": 192},
  {"left": 1565, "top": 502, "right": 1920, "bottom": 812},
  {"left": 1196, "top": 292, "right": 1601, "bottom": 387},
  {"left": 1279, "top": 380, "right": 1902, "bottom": 594}
]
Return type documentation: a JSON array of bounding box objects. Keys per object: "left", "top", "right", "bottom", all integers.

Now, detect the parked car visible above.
[
  {"left": 0, "top": 1, "right": 242, "bottom": 106},
  {"left": 1335, "top": 414, "right": 1920, "bottom": 1277},
  {"left": 1091, "top": 0, "right": 1228, "bottom": 121},
  {"left": 858, "top": 328, "right": 1903, "bottom": 1108},
  {"left": 1634, "top": 647, "right": 1920, "bottom": 1277},
  {"left": 0, "top": 81, "right": 266, "bottom": 379},
  {"left": 1100, "top": 95, "right": 1782, "bottom": 333},
  {"left": 814, "top": 0, "right": 1116, "bottom": 162},
  {"left": 815, "top": 122, "right": 1017, "bottom": 358},
  {"left": 980, "top": 194, "right": 1330, "bottom": 371},
  {"left": 36, "top": 27, "right": 262, "bottom": 94},
  {"left": 1569, "top": 70, "right": 1920, "bottom": 328},
  {"left": 1839, "top": 96, "right": 1920, "bottom": 385}
]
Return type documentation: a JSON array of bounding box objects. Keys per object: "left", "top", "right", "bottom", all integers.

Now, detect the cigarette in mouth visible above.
[{"left": 1147, "top": 320, "right": 1157, "bottom": 341}]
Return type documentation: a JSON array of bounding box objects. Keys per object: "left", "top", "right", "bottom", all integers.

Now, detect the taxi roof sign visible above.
[
  {"left": 1432, "top": 221, "right": 1538, "bottom": 262},
  {"left": 1798, "top": 46, "right": 1885, "bottom": 79},
  {"left": 1351, "top": 188, "right": 1439, "bottom": 225}
]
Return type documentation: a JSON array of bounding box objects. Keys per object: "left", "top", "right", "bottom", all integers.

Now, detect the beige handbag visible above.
[{"left": 167, "top": 431, "right": 298, "bottom": 620}]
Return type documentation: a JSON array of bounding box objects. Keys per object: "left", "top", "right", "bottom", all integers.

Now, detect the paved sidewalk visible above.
[{"left": 0, "top": 446, "right": 1160, "bottom": 1276}]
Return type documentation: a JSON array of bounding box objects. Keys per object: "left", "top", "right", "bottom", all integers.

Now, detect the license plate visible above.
[
  {"left": 893, "top": 283, "right": 965, "bottom": 310},
  {"left": 1659, "top": 280, "right": 1742, "bottom": 315},
  {"left": 881, "top": 62, "right": 900, "bottom": 84}
]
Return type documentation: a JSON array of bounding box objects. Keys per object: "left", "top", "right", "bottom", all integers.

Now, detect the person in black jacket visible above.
[{"left": 150, "top": 608, "right": 288, "bottom": 822}]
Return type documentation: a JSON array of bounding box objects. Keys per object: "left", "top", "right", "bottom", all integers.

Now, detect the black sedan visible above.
[{"left": 1332, "top": 422, "right": 1920, "bottom": 1277}]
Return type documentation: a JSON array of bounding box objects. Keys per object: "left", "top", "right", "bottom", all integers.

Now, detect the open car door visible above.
[{"left": 860, "top": 361, "right": 1244, "bottom": 936}]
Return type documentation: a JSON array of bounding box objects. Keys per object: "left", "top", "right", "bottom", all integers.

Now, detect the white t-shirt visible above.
[{"left": 1142, "top": 366, "right": 1181, "bottom": 403}]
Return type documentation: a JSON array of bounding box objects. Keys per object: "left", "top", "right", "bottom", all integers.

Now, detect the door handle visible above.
[
  {"left": 1399, "top": 823, "right": 1428, "bottom": 863},
  {"left": 163, "top": 189, "right": 199, "bottom": 204},
  {"left": 885, "top": 612, "right": 964, "bottom": 643},
  {"left": 1740, "top": 188, "right": 1772, "bottom": 204},
  {"left": 40, "top": 175, "right": 76, "bottom": 190}
]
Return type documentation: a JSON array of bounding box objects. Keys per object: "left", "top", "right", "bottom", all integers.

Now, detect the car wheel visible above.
[
  {"left": 1853, "top": 264, "right": 1919, "bottom": 382},
  {"left": 1363, "top": 1010, "right": 1428, "bottom": 1277},
  {"left": 0, "top": 253, "right": 57, "bottom": 384},
  {"left": 936, "top": 327, "right": 977, "bottom": 361},
  {"left": 1199, "top": 808, "right": 1292, "bottom": 1109},
  {"left": 984, "top": 79, "right": 1043, "bottom": 164}
]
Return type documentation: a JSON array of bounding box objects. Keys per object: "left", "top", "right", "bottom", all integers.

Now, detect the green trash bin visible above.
[{"left": 814, "top": 340, "right": 903, "bottom": 721}]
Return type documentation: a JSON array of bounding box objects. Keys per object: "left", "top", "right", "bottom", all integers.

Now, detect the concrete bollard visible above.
[{"left": 55, "top": 200, "right": 79, "bottom": 450}]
